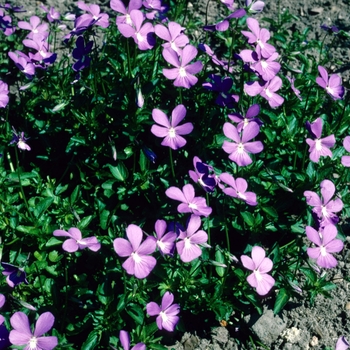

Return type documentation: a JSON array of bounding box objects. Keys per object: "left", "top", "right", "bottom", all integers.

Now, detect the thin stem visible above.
[
  {"left": 206, "top": 193, "right": 211, "bottom": 245},
  {"left": 169, "top": 148, "right": 176, "bottom": 179}
]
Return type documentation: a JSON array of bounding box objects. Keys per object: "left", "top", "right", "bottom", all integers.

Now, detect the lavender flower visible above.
[
  {"left": 0, "top": 294, "right": 4, "bottom": 308},
  {"left": 165, "top": 184, "right": 212, "bottom": 217},
  {"left": 77, "top": 1, "right": 109, "bottom": 28},
  {"left": 306, "top": 224, "right": 344, "bottom": 268},
  {"left": 9, "top": 311, "right": 58, "bottom": 349},
  {"left": 119, "top": 330, "right": 145, "bottom": 350},
  {"left": 0, "top": 80, "right": 9, "bottom": 108},
  {"left": 155, "top": 21, "right": 189, "bottom": 54},
  {"left": 146, "top": 292, "right": 180, "bottom": 331},
  {"left": 222, "top": 121, "right": 263, "bottom": 166},
  {"left": 176, "top": 214, "right": 208, "bottom": 262},
  {"left": 228, "top": 104, "right": 263, "bottom": 132},
  {"left": 8, "top": 51, "right": 35, "bottom": 78},
  {"left": 10, "top": 129, "right": 31, "bottom": 151},
  {"left": 110, "top": 0, "right": 142, "bottom": 25},
  {"left": 341, "top": 136, "right": 350, "bottom": 167},
  {"left": 0, "top": 9, "right": 15, "bottom": 36},
  {"left": 189, "top": 156, "right": 217, "bottom": 193},
  {"left": 113, "top": 224, "right": 157, "bottom": 279},
  {"left": 336, "top": 336, "right": 349, "bottom": 350},
  {"left": 316, "top": 65, "right": 344, "bottom": 100},
  {"left": 17, "top": 16, "right": 49, "bottom": 40},
  {"left": 53, "top": 227, "right": 101, "bottom": 252},
  {"left": 151, "top": 104, "right": 193, "bottom": 150},
  {"left": 40, "top": 6, "right": 60, "bottom": 23},
  {"left": 241, "top": 246, "right": 275, "bottom": 295},
  {"left": 162, "top": 45, "right": 203, "bottom": 88},
  {"left": 154, "top": 219, "right": 177, "bottom": 256}
]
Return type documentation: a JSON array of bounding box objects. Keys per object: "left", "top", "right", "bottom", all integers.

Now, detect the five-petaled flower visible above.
[
  {"left": 305, "top": 117, "right": 335, "bottom": 163},
  {"left": 146, "top": 292, "right": 180, "bottom": 332},
  {"left": 9, "top": 311, "right": 58, "bottom": 350},
  {"left": 154, "top": 219, "right": 177, "bottom": 257},
  {"left": 222, "top": 121, "right": 263, "bottom": 166},
  {"left": 113, "top": 224, "right": 157, "bottom": 279},
  {"left": 53, "top": 227, "right": 101, "bottom": 252},
  {"left": 228, "top": 104, "right": 263, "bottom": 132},
  {"left": 189, "top": 156, "right": 217, "bottom": 193},
  {"left": 316, "top": 65, "right": 344, "bottom": 100},
  {"left": 165, "top": 184, "right": 212, "bottom": 217},
  {"left": 1, "top": 262, "right": 29, "bottom": 288},
  {"left": 306, "top": 224, "right": 344, "bottom": 268},
  {"left": 176, "top": 214, "right": 208, "bottom": 262},
  {"left": 304, "top": 179, "right": 343, "bottom": 227},
  {"left": 162, "top": 45, "right": 203, "bottom": 88},
  {"left": 151, "top": 104, "right": 193, "bottom": 150},
  {"left": 240, "top": 246, "right": 275, "bottom": 296}
]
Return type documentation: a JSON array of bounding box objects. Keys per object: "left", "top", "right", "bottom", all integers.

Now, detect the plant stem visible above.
[{"left": 169, "top": 148, "right": 176, "bottom": 179}]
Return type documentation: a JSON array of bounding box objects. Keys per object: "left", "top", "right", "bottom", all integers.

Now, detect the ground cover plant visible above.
[{"left": 0, "top": 0, "right": 349, "bottom": 349}]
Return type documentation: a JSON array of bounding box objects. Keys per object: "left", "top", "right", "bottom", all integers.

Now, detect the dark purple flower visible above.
[
  {"left": 10, "top": 128, "right": 31, "bottom": 151},
  {"left": 305, "top": 117, "right": 335, "bottom": 163},
  {"left": 9, "top": 311, "right": 58, "bottom": 349},
  {"left": 202, "top": 74, "right": 239, "bottom": 107},
  {"left": 119, "top": 330, "right": 145, "bottom": 350},
  {"left": 316, "top": 65, "right": 344, "bottom": 100},
  {"left": 53, "top": 227, "right": 101, "bottom": 252},
  {"left": 113, "top": 224, "right": 157, "bottom": 279},
  {"left": 219, "top": 172, "right": 257, "bottom": 206},
  {"left": 0, "top": 3, "right": 25, "bottom": 13},
  {"left": 189, "top": 156, "right": 217, "bottom": 193},
  {"left": 0, "top": 9, "right": 15, "bottom": 36},
  {"left": 0, "top": 80, "right": 9, "bottom": 108},
  {"left": 228, "top": 104, "right": 263, "bottom": 132},
  {"left": 0, "top": 320, "right": 10, "bottom": 350},
  {"left": 141, "top": 146, "right": 157, "bottom": 163},
  {"left": 203, "top": 9, "right": 246, "bottom": 32},
  {"left": 304, "top": 179, "right": 343, "bottom": 227},
  {"left": 147, "top": 292, "right": 180, "bottom": 331},
  {"left": 165, "top": 184, "right": 212, "bottom": 217},
  {"left": 154, "top": 219, "right": 177, "bottom": 256},
  {"left": 72, "top": 36, "right": 93, "bottom": 72},
  {"left": 1, "top": 262, "right": 28, "bottom": 288},
  {"left": 151, "top": 104, "right": 193, "bottom": 150},
  {"left": 321, "top": 24, "right": 339, "bottom": 34},
  {"left": 162, "top": 45, "right": 203, "bottom": 88},
  {"left": 222, "top": 121, "right": 263, "bottom": 166},
  {"left": 176, "top": 214, "right": 208, "bottom": 262},
  {"left": 241, "top": 246, "right": 275, "bottom": 295}
]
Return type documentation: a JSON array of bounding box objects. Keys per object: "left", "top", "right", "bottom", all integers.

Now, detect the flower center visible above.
[
  {"left": 188, "top": 202, "right": 197, "bottom": 210},
  {"left": 315, "top": 139, "right": 322, "bottom": 151},
  {"left": 320, "top": 245, "right": 327, "bottom": 256},
  {"left": 29, "top": 336, "right": 38, "bottom": 350},
  {"left": 160, "top": 310, "right": 168, "bottom": 322},
  {"left": 237, "top": 143, "right": 245, "bottom": 153},
  {"left": 326, "top": 86, "right": 334, "bottom": 96},
  {"left": 168, "top": 127, "right": 176, "bottom": 138},
  {"left": 237, "top": 191, "right": 246, "bottom": 200},
  {"left": 257, "top": 39, "right": 265, "bottom": 49},
  {"left": 170, "top": 41, "right": 178, "bottom": 51},
  {"left": 77, "top": 239, "right": 87, "bottom": 245},
  {"left": 261, "top": 60, "right": 268, "bottom": 69},
  {"left": 125, "top": 14, "right": 132, "bottom": 25},
  {"left": 321, "top": 205, "right": 329, "bottom": 217},
  {"left": 179, "top": 67, "right": 187, "bottom": 77},
  {"left": 254, "top": 269, "right": 263, "bottom": 281},
  {"left": 243, "top": 118, "right": 249, "bottom": 127},
  {"left": 157, "top": 240, "right": 165, "bottom": 251},
  {"left": 131, "top": 252, "right": 141, "bottom": 263},
  {"left": 265, "top": 88, "right": 272, "bottom": 98},
  {"left": 136, "top": 32, "right": 144, "bottom": 42}
]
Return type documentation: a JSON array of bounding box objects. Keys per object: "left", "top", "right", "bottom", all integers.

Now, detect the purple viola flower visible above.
[
  {"left": 113, "top": 224, "right": 157, "bottom": 279},
  {"left": 40, "top": 6, "right": 60, "bottom": 23},
  {"left": 77, "top": 1, "right": 109, "bottom": 28},
  {"left": 321, "top": 24, "right": 339, "bottom": 34},
  {"left": 176, "top": 214, "right": 208, "bottom": 262},
  {"left": 151, "top": 104, "right": 193, "bottom": 150},
  {"left": 162, "top": 45, "right": 203, "bottom": 89},
  {"left": 166, "top": 184, "right": 212, "bottom": 217},
  {"left": 146, "top": 292, "right": 180, "bottom": 331},
  {"left": 220, "top": 0, "right": 235, "bottom": 10},
  {"left": 18, "top": 16, "right": 49, "bottom": 40},
  {"left": 154, "top": 219, "right": 177, "bottom": 256},
  {"left": 9, "top": 311, "right": 58, "bottom": 349},
  {"left": 240, "top": 246, "right": 275, "bottom": 296},
  {"left": 53, "top": 227, "right": 101, "bottom": 252},
  {"left": 304, "top": 179, "right": 343, "bottom": 227},
  {"left": 10, "top": 128, "right": 31, "bottom": 151},
  {"left": 0, "top": 3, "right": 25, "bottom": 12},
  {"left": 0, "top": 9, "right": 15, "bottom": 36},
  {"left": 143, "top": 0, "right": 168, "bottom": 20},
  {"left": 64, "top": 14, "right": 95, "bottom": 40},
  {"left": 0, "top": 313, "right": 10, "bottom": 350},
  {"left": 305, "top": 117, "right": 335, "bottom": 163},
  {"left": 0, "top": 294, "right": 5, "bottom": 308},
  {"left": 241, "top": 17, "right": 276, "bottom": 58},
  {"left": 202, "top": 74, "right": 239, "bottom": 108},
  {"left": 228, "top": 104, "right": 263, "bottom": 132},
  {"left": 1, "top": 262, "right": 29, "bottom": 288},
  {"left": 244, "top": 76, "right": 284, "bottom": 108},
  {"left": 203, "top": 9, "right": 246, "bottom": 32},
  {"left": 286, "top": 76, "right": 302, "bottom": 100},
  {"left": 316, "top": 65, "right": 344, "bottom": 100},
  {"left": 8, "top": 51, "right": 35, "bottom": 78},
  {"left": 246, "top": 0, "right": 265, "bottom": 13},
  {"left": 23, "top": 37, "right": 56, "bottom": 65},
  {"left": 306, "top": 224, "right": 344, "bottom": 269},
  {"left": 72, "top": 36, "right": 93, "bottom": 72},
  {"left": 118, "top": 9, "right": 155, "bottom": 50},
  {"left": 189, "top": 156, "right": 217, "bottom": 193},
  {"left": 336, "top": 336, "right": 349, "bottom": 350},
  {"left": 222, "top": 121, "right": 263, "bottom": 166},
  {"left": 219, "top": 172, "right": 257, "bottom": 206},
  {"left": 110, "top": 0, "right": 142, "bottom": 25},
  {"left": 341, "top": 136, "right": 350, "bottom": 167},
  {"left": 155, "top": 21, "right": 189, "bottom": 54},
  {"left": 0, "top": 80, "right": 9, "bottom": 108},
  {"left": 119, "top": 330, "right": 145, "bottom": 350}
]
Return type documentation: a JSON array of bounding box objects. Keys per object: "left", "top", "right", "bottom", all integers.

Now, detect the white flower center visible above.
[
  {"left": 326, "top": 86, "right": 334, "bottom": 95},
  {"left": 136, "top": 32, "right": 144, "bottom": 42},
  {"left": 320, "top": 246, "right": 327, "bottom": 256},
  {"left": 254, "top": 269, "right": 263, "bottom": 281},
  {"left": 261, "top": 60, "right": 268, "bottom": 69},
  {"left": 257, "top": 39, "right": 264, "bottom": 48},
  {"left": 315, "top": 139, "right": 322, "bottom": 151},
  {"left": 265, "top": 88, "right": 272, "bottom": 98},
  {"left": 188, "top": 202, "right": 197, "bottom": 210},
  {"left": 125, "top": 14, "right": 132, "bottom": 25},
  {"left": 170, "top": 41, "right": 177, "bottom": 51},
  {"left": 39, "top": 50, "right": 47, "bottom": 58},
  {"left": 179, "top": 67, "right": 187, "bottom": 77},
  {"left": 237, "top": 191, "right": 246, "bottom": 200},
  {"left": 132, "top": 252, "right": 141, "bottom": 263},
  {"left": 168, "top": 127, "right": 176, "bottom": 138},
  {"left": 184, "top": 237, "right": 191, "bottom": 249},
  {"left": 321, "top": 205, "right": 329, "bottom": 217},
  {"left": 77, "top": 239, "right": 86, "bottom": 245},
  {"left": 243, "top": 118, "right": 249, "bottom": 127},
  {"left": 157, "top": 240, "right": 165, "bottom": 250},
  {"left": 160, "top": 310, "right": 168, "bottom": 322},
  {"left": 29, "top": 337, "right": 38, "bottom": 349},
  {"left": 237, "top": 143, "right": 245, "bottom": 153},
  {"left": 33, "top": 29, "right": 38, "bottom": 33}
]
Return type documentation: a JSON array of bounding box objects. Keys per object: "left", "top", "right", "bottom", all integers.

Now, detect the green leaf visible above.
[
  {"left": 274, "top": 288, "right": 290, "bottom": 314},
  {"left": 70, "top": 185, "right": 80, "bottom": 205},
  {"left": 78, "top": 215, "right": 93, "bottom": 230},
  {"left": 45, "top": 237, "right": 63, "bottom": 247},
  {"left": 81, "top": 330, "right": 100, "bottom": 350},
  {"left": 241, "top": 212, "right": 255, "bottom": 227},
  {"left": 16, "top": 226, "right": 40, "bottom": 235},
  {"left": 107, "top": 162, "right": 129, "bottom": 181},
  {"left": 149, "top": 345, "right": 168, "bottom": 350},
  {"left": 261, "top": 206, "right": 278, "bottom": 218},
  {"left": 48, "top": 251, "right": 62, "bottom": 263},
  {"left": 100, "top": 209, "right": 110, "bottom": 230},
  {"left": 126, "top": 303, "right": 144, "bottom": 326},
  {"left": 215, "top": 248, "right": 226, "bottom": 277},
  {"left": 33, "top": 197, "right": 54, "bottom": 219}
]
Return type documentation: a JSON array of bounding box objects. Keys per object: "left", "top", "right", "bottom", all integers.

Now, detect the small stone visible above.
[
  {"left": 345, "top": 302, "right": 350, "bottom": 310},
  {"left": 281, "top": 327, "right": 301, "bottom": 344},
  {"left": 308, "top": 7, "right": 323, "bottom": 15},
  {"left": 310, "top": 336, "right": 318, "bottom": 347}
]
